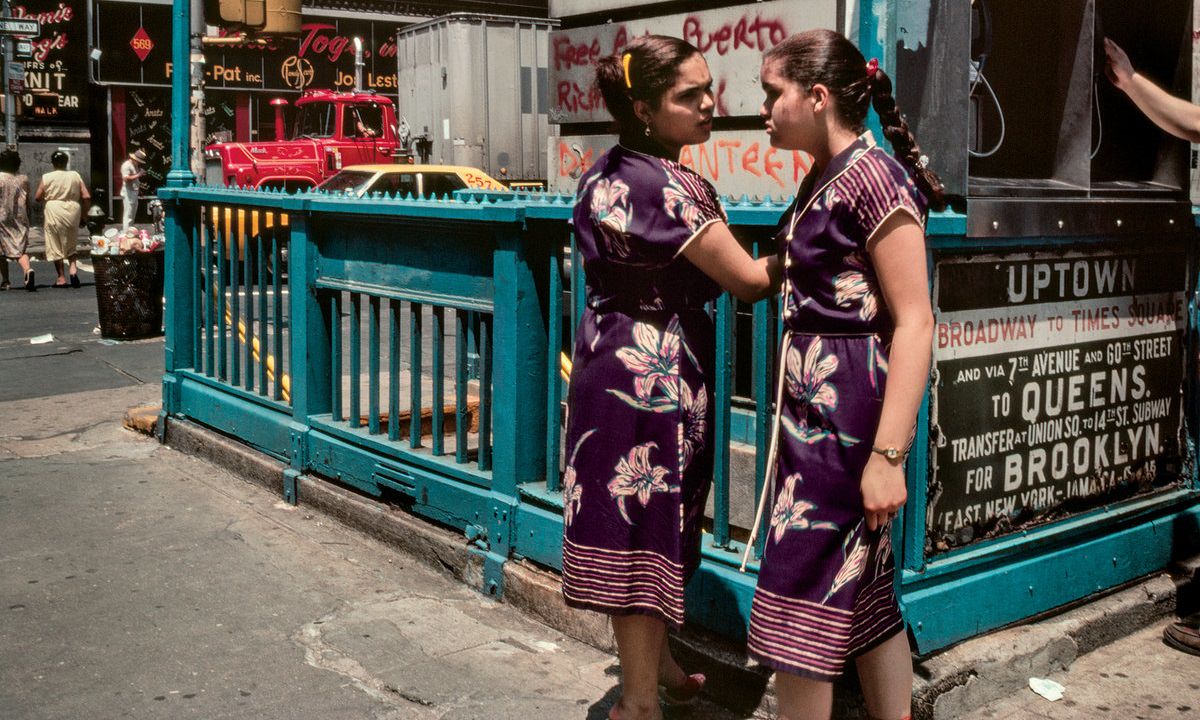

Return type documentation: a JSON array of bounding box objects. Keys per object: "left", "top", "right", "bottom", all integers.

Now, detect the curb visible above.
[
  {"left": 160, "top": 416, "right": 1181, "bottom": 719},
  {"left": 912, "top": 575, "right": 1176, "bottom": 720},
  {"left": 123, "top": 404, "right": 160, "bottom": 436}
]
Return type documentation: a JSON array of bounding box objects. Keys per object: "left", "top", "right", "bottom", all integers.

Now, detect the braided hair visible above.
[
  {"left": 595, "top": 35, "right": 703, "bottom": 156},
  {"left": 764, "top": 29, "right": 946, "bottom": 211}
]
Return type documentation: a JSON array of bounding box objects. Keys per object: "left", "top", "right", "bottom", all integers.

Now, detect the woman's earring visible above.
[{"left": 644, "top": 125, "right": 651, "bottom": 137}]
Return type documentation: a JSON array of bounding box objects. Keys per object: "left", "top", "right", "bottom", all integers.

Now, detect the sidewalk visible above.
[{"left": 0, "top": 383, "right": 749, "bottom": 720}]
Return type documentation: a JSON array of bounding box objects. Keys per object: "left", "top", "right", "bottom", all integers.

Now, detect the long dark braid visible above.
[
  {"left": 868, "top": 68, "right": 945, "bottom": 211},
  {"left": 764, "top": 29, "right": 946, "bottom": 211}
]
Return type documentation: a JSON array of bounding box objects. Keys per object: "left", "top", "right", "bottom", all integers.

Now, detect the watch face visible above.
[{"left": 885, "top": 448, "right": 899, "bottom": 459}]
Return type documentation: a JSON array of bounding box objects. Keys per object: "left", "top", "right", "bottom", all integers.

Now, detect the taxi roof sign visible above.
[{"left": 0, "top": 19, "right": 39, "bottom": 36}]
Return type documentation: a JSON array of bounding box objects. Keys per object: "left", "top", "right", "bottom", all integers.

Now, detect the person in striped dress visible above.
[
  {"left": 562, "top": 35, "right": 780, "bottom": 720},
  {"left": 748, "top": 29, "right": 944, "bottom": 720}
]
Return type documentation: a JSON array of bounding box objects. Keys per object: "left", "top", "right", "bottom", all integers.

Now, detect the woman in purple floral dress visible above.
[
  {"left": 562, "top": 35, "right": 780, "bottom": 720},
  {"left": 747, "top": 30, "right": 944, "bottom": 720}
]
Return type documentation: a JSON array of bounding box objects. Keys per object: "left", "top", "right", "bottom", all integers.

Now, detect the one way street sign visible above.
[{"left": 0, "top": 19, "right": 39, "bottom": 36}]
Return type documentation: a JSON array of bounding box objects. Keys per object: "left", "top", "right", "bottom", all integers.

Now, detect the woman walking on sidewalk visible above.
[
  {"left": 0, "top": 149, "right": 33, "bottom": 291},
  {"left": 561, "top": 35, "right": 779, "bottom": 720},
  {"left": 746, "top": 29, "right": 942, "bottom": 720},
  {"left": 36, "top": 149, "right": 89, "bottom": 288}
]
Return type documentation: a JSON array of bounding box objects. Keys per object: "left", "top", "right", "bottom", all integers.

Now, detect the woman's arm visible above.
[
  {"left": 78, "top": 176, "right": 90, "bottom": 203},
  {"left": 860, "top": 212, "right": 933, "bottom": 531},
  {"left": 682, "top": 221, "right": 781, "bottom": 303},
  {"left": 1105, "top": 38, "right": 1200, "bottom": 143},
  {"left": 34, "top": 180, "right": 44, "bottom": 203}
]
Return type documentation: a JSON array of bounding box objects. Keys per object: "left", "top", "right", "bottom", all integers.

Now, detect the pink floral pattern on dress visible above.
[
  {"left": 590, "top": 177, "right": 634, "bottom": 259},
  {"left": 769, "top": 473, "right": 839, "bottom": 543},
  {"left": 825, "top": 523, "right": 868, "bottom": 601},
  {"left": 833, "top": 252, "right": 878, "bottom": 322},
  {"left": 562, "top": 429, "right": 598, "bottom": 528},
  {"left": 781, "top": 338, "right": 858, "bottom": 446},
  {"left": 609, "top": 318, "right": 682, "bottom": 412},
  {"left": 608, "top": 442, "right": 674, "bottom": 524}
]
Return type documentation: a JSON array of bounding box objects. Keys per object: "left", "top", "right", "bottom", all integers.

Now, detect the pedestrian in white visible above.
[{"left": 120, "top": 149, "right": 147, "bottom": 232}]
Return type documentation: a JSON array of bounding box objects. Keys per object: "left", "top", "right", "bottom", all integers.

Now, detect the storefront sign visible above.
[
  {"left": 129, "top": 26, "right": 152, "bottom": 62},
  {"left": 927, "top": 249, "right": 1188, "bottom": 554},
  {"left": 11, "top": 0, "right": 87, "bottom": 124},
  {"left": 547, "top": 0, "right": 836, "bottom": 123},
  {"left": 94, "top": 1, "right": 406, "bottom": 94}
]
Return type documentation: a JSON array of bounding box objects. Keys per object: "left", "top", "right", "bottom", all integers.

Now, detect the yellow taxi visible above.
[{"left": 316, "top": 164, "right": 509, "bottom": 198}]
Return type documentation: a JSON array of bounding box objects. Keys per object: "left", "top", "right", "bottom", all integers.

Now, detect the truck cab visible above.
[{"left": 204, "top": 90, "right": 403, "bottom": 191}]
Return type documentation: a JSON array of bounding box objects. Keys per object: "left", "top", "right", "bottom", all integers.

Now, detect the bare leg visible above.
[
  {"left": 611, "top": 615, "right": 666, "bottom": 719},
  {"left": 17, "top": 253, "right": 30, "bottom": 274},
  {"left": 775, "top": 671, "right": 832, "bottom": 720},
  {"left": 657, "top": 634, "right": 685, "bottom": 690},
  {"left": 68, "top": 257, "right": 77, "bottom": 277},
  {"left": 53, "top": 259, "right": 66, "bottom": 284},
  {"left": 856, "top": 631, "right": 913, "bottom": 720}
]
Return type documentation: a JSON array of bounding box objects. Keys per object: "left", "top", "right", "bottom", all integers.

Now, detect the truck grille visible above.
[{"left": 204, "top": 158, "right": 224, "bottom": 187}]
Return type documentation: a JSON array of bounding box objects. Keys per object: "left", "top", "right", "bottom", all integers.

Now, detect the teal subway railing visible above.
[{"left": 158, "top": 185, "right": 1200, "bottom": 652}]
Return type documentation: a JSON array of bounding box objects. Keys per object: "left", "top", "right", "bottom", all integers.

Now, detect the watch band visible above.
[{"left": 871, "top": 445, "right": 907, "bottom": 461}]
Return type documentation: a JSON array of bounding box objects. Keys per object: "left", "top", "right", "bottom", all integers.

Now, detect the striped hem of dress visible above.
[
  {"left": 746, "top": 575, "right": 904, "bottom": 681},
  {"left": 561, "top": 536, "right": 687, "bottom": 628}
]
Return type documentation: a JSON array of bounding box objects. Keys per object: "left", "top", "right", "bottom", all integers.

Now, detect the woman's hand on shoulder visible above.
[{"left": 860, "top": 454, "right": 907, "bottom": 531}]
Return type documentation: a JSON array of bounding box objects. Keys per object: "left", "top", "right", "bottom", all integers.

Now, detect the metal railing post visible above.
[
  {"left": 283, "top": 206, "right": 331, "bottom": 504},
  {"left": 159, "top": 0, "right": 197, "bottom": 437},
  {"left": 480, "top": 220, "right": 550, "bottom": 597}
]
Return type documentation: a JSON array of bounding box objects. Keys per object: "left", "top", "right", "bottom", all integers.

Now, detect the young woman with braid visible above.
[
  {"left": 561, "top": 35, "right": 780, "bottom": 720},
  {"left": 748, "top": 29, "right": 944, "bottom": 720}
]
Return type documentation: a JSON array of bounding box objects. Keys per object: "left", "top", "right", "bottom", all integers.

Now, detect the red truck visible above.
[{"left": 203, "top": 89, "right": 406, "bottom": 191}]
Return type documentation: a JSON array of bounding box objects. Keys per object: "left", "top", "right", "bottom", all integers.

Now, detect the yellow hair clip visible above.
[{"left": 622, "top": 52, "right": 633, "bottom": 89}]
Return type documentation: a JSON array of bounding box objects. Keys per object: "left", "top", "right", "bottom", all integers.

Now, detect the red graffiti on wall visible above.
[
  {"left": 678, "top": 139, "right": 812, "bottom": 189},
  {"left": 559, "top": 143, "right": 596, "bottom": 178},
  {"left": 558, "top": 139, "right": 813, "bottom": 192},
  {"left": 557, "top": 81, "right": 605, "bottom": 113},
  {"left": 681, "top": 14, "right": 787, "bottom": 56},
  {"left": 554, "top": 36, "right": 602, "bottom": 71},
  {"left": 554, "top": 27, "right": 637, "bottom": 70}
]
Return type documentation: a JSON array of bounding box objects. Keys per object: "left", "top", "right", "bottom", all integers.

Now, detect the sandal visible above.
[
  {"left": 69, "top": 273, "right": 80, "bottom": 288},
  {"left": 1163, "top": 613, "right": 1200, "bottom": 657},
  {"left": 0, "top": 281, "right": 9, "bottom": 291},
  {"left": 660, "top": 673, "right": 705, "bottom": 706},
  {"left": 24, "top": 270, "right": 34, "bottom": 291}
]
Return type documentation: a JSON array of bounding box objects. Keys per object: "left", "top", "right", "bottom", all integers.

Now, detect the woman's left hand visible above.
[{"left": 860, "top": 455, "right": 907, "bottom": 531}]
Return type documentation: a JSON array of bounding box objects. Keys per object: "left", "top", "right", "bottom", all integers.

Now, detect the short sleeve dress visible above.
[
  {"left": 561, "top": 144, "right": 726, "bottom": 628},
  {"left": 747, "top": 133, "right": 926, "bottom": 680}
]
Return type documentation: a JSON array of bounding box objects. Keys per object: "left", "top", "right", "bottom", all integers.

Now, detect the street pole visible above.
[
  {"left": 189, "top": 0, "right": 204, "bottom": 179},
  {"left": 166, "top": 0, "right": 195, "bottom": 187},
  {"left": 2, "top": 0, "right": 14, "bottom": 149}
]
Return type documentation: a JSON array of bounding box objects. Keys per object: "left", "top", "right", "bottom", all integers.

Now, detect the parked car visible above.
[{"left": 316, "top": 164, "right": 509, "bottom": 198}]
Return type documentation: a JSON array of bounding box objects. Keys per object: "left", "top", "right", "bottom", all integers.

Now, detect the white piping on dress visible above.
[{"left": 740, "top": 329, "right": 793, "bottom": 572}]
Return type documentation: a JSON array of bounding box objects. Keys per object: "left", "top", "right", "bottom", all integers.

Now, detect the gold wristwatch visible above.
[{"left": 871, "top": 445, "right": 907, "bottom": 462}]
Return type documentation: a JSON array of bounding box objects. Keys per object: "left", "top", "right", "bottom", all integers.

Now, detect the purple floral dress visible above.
[
  {"left": 561, "top": 145, "right": 725, "bottom": 628},
  {"left": 747, "top": 133, "right": 926, "bottom": 681}
]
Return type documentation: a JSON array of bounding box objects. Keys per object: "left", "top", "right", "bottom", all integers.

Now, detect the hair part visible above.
[
  {"left": 595, "top": 34, "right": 703, "bottom": 144},
  {"left": 764, "top": 29, "right": 946, "bottom": 211}
]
